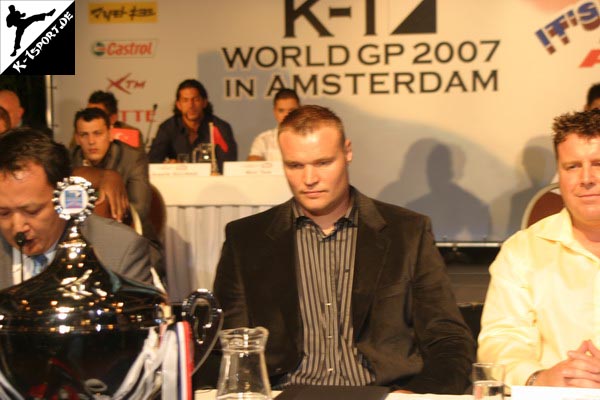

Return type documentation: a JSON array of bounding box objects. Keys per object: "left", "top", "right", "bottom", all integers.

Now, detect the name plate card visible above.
[
  {"left": 223, "top": 161, "right": 284, "bottom": 176},
  {"left": 512, "top": 385, "right": 600, "bottom": 400},
  {"left": 150, "top": 163, "right": 211, "bottom": 177}
]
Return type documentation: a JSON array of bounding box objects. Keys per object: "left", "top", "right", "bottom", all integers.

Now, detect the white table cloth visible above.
[
  {"left": 150, "top": 171, "right": 291, "bottom": 301},
  {"left": 194, "top": 389, "right": 472, "bottom": 399}
]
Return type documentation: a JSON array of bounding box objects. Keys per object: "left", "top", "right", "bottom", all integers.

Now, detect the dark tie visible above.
[{"left": 31, "top": 254, "right": 48, "bottom": 276}]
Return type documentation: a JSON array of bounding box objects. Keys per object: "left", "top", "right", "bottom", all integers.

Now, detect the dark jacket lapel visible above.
[
  {"left": 263, "top": 200, "right": 302, "bottom": 353},
  {"left": 352, "top": 192, "right": 390, "bottom": 340}
]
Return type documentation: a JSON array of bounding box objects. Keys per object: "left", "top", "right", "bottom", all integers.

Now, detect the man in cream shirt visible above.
[
  {"left": 247, "top": 88, "right": 300, "bottom": 161},
  {"left": 479, "top": 109, "right": 600, "bottom": 388}
]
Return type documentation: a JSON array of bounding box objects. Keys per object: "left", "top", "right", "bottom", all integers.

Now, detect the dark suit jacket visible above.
[
  {"left": 0, "top": 214, "right": 153, "bottom": 289},
  {"left": 213, "top": 191, "right": 475, "bottom": 394}
]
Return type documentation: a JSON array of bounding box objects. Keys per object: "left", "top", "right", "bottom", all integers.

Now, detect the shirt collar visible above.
[
  {"left": 535, "top": 208, "right": 598, "bottom": 259},
  {"left": 292, "top": 187, "right": 358, "bottom": 229}
]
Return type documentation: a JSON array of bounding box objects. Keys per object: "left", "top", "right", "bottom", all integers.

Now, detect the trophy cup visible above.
[{"left": 0, "top": 177, "right": 222, "bottom": 399}]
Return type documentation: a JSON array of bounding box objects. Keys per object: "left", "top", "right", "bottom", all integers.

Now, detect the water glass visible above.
[
  {"left": 192, "top": 143, "right": 213, "bottom": 163},
  {"left": 176, "top": 153, "right": 190, "bottom": 163},
  {"left": 472, "top": 362, "right": 504, "bottom": 400}
]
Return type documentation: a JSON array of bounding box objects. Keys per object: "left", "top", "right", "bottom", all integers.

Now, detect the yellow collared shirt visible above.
[{"left": 478, "top": 208, "right": 600, "bottom": 387}]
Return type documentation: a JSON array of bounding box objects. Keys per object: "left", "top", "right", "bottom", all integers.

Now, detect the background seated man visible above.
[
  {"left": 0, "top": 88, "right": 52, "bottom": 138},
  {"left": 213, "top": 105, "right": 474, "bottom": 394},
  {"left": 0, "top": 128, "right": 155, "bottom": 288},
  {"left": 478, "top": 109, "right": 600, "bottom": 388},
  {"left": 70, "top": 108, "right": 163, "bottom": 274},
  {"left": 247, "top": 88, "right": 300, "bottom": 161},
  {"left": 87, "top": 90, "right": 144, "bottom": 147},
  {"left": 148, "top": 79, "right": 237, "bottom": 171},
  {"left": 585, "top": 83, "right": 600, "bottom": 111},
  {"left": 0, "top": 106, "right": 10, "bottom": 134}
]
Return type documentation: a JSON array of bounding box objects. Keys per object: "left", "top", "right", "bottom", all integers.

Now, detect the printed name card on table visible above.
[
  {"left": 512, "top": 385, "right": 600, "bottom": 400},
  {"left": 223, "top": 161, "right": 284, "bottom": 176},
  {"left": 149, "top": 163, "right": 211, "bottom": 177}
]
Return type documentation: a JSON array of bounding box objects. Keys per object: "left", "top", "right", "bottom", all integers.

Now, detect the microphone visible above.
[
  {"left": 15, "top": 232, "right": 25, "bottom": 283},
  {"left": 144, "top": 103, "right": 158, "bottom": 150},
  {"left": 15, "top": 232, "right": 25, "bottom": 247}
]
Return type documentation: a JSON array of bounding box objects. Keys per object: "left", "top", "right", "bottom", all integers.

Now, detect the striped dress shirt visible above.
[{"left": 285, "top": 198, "right": 375, "bottom": 386}]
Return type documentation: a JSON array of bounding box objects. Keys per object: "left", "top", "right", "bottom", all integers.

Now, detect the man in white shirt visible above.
[
  {"left": 247, "top": 88, "right": 300, "bottom": 161},
  {"left": 479, "top": 109, "right": 600, "bottom": 388}
]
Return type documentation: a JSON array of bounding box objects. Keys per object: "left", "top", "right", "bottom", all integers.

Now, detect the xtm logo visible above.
[
  {"left": 284, "top": 0, "right": 436, "bottom": 37},
  {"left": 106, "top": 73, "right": 146, "bottom": 94}
]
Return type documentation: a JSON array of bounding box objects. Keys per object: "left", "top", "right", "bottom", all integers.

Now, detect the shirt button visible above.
[
  {"left": 325, "top": 302, "right": 331, "bottom": 306},
  {"left": 327, "top": 368, "right": 334, "bottom": 373}
]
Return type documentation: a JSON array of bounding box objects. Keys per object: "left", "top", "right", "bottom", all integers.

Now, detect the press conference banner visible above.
[{"left": 53, "top": 0, "right": 600, "bottom": 241}]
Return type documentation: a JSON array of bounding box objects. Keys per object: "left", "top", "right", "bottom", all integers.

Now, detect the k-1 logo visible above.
[{"left": 284, "top": 0, "right": 435, "bottom": 37}]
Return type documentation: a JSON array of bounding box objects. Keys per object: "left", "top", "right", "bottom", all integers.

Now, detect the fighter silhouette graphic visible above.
[{"left": 6, "top": 4, "right": 55, "bottom": 57}]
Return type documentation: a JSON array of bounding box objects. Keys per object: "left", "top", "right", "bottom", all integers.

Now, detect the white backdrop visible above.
[{"left": 53, "top": 0, "right": 600, "bottom": 241}]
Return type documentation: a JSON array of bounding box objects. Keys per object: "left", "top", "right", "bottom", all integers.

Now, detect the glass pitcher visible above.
[{"left": 216, "top": 327, "right": 271, "bottom": 400}]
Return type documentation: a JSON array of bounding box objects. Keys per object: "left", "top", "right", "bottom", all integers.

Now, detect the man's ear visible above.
[{"left": 344, "top": 139, "right": 353, "bottom": 163}]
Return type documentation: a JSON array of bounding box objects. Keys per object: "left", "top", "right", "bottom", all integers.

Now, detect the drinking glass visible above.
[
  {"left": 192, "top": 143, "right": 213, "bottom": 163},
  {"left": 472, "top": 362, "right": 504, "bottom": 400},
  {"left": 176, "top": 153, "right": 190, "bottom": 163}
]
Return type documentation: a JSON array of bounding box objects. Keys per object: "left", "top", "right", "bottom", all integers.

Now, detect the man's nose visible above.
[
  {"left": 303, "top": 166, "right": 318, "bottom": 186},
  {"left": 581, "top": 165, "right": 597, "bottom": 187},
  {"left": 11, "top": 213, "right": 28, "bottom": 236}
]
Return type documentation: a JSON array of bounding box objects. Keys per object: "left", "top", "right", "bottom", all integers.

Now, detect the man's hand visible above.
[
  {"left": 73, "top": 167, "right": 129, "bottom": 222},
  {"left": 535, "top": 340, "right": 600, "bottom": 387},
  {"left": 97, "top": 170, "right": 129, "bottom": 221}
]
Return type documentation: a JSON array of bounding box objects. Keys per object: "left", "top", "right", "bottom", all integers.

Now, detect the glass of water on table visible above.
[{"left": 472, "top": 363, "right": 504, "bottom": 399}]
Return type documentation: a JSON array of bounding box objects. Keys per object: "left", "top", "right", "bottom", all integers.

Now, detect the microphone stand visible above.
[
  {"left": 15, "top": 232, "right": 25, "bottom": 283},
  {"left": 144, "top": 104, "right": 158, "bottom": 152}
]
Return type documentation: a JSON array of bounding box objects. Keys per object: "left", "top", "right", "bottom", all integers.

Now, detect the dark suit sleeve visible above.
[
  {"left": 401, "top": 217, "right": 475, "bottom": 394},
  {"left": 148, "top": 123, "right": 173, "bottom": 163},
  {"left": 213, "top": 222, "right": 249, "bottom": 329},
  {"left": 126, "top": 149, "right": 151, "bottom": 220}
]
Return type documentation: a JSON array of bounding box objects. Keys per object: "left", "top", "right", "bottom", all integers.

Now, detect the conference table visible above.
[
  {"left": 150, "top": 167, "right": 292, "bottom": 301},
  {"left": 194, "top": 389, "right": 471, "bottom": 399}
]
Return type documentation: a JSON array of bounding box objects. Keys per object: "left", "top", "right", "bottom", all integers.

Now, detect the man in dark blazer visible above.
[
  {"left": 0, "top": 128, "right": 154, "bottom": 289},
  {"left": 213, "top": 105, "right": 475, "bottom": 394}
]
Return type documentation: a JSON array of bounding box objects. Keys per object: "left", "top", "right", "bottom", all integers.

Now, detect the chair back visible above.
[
  {"left": 149, "top": 183, "right": 167, "bottom": 238},
  {"left": 521, "top": 183, "right": 564, "bottom": 229}
]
